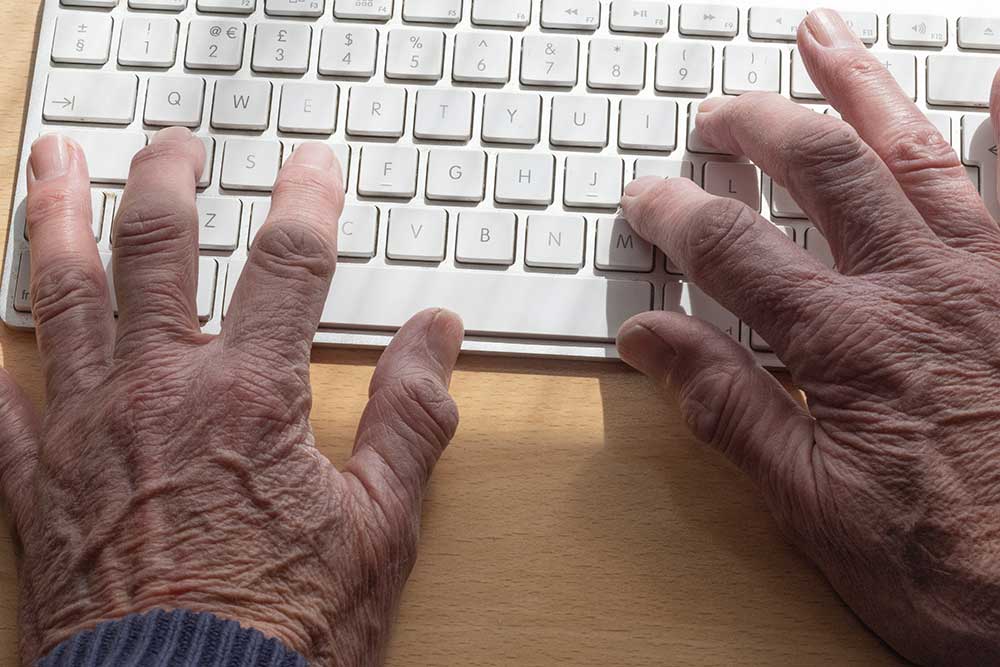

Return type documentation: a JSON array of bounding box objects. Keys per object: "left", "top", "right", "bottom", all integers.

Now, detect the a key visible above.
[
  {"left": 336, "top": 205, "right": 379, "bottom": 258},
  {"left": 221, "top": 139, "right": 282, "bottom": 191},
  {"left": 634, "top": 159, "right": 693, "bottom": 180},
  {"left": 456, "top": 211, "right": 517, "bottom": 265},
  {"left": 118, "top": 16, "right": 178, "bottom": 67},
  {"left": 453, "top": 33, "right": 512, "bottom": 84},
  {"left": 723, "top": 46, "right": 781, "bottom": 94},
  {"left": 804, "top": 228, "right": 834, "bottom": 269},
  {"left": 197, "top": 0, "right": 255, "bottom": 13},
  {"left": 679, "top": 3, "right": 739, "bottom": 37},
  {"left": 769, "top": 182, "right": 806, "bottom": 218},
  {"left": 319, "top": 26, "right": 379, "bottom": 78},
  {"left": 211, "top": 80, "right": 272, "bottom": 130},
  {"left": 790, "top": 49, "right": 822, "bottom": 100},
  {"left": 655, "top": 42, "right": 713, "bottom": 94},
  {"left": 961, "top": 115, "right": 999, "bottom": 220},
  {"left": 471, "top": 0, "right": 531, "bottom": 27},
  {"left": 525, "top": 216, "right": 586, "bottom": 269},
  {"left": 494, "top": 153, "right": 554, "bottom": 205},
  {"left": 541, "top": 0, "right": 601, "bottom": 30},
  {"left": 278, "top": 83, "right": 338, "bottom": 134},
  {"left": 185, "top": 19, "right": 245, "bottom": 71},
  {"left": 927, "top": 56, "right": 997, "bottom": 108},
  {"left": 403, "top": 0, "right": 462, "bottom": 23},
  {"left": 609, "top": 1, "right": 668, "bottom": 34},
  {"left": 197, "top": 136, "right": 215, "bottom": 188},
  {"left": 888, "top": 14, "right": 947, "bottom": 48},
  {"left": 595, "top": 216, "right": 654, "bottom": 272},
  {"left": 482, "top": 93, "right": 542, "bottom": 145},
  {"left": 426, "top": 149, "right": 486, "bottom": 202},
  {"left": 48, "top": 129, "right": 146, "bottom": 184},
  {"left": 197, "top": 197, "right": 242, "bottom": 250},
  {"left": 252, "top": 23, "right": 311, "bottom": 74},
  {"left": 385, "top": 29, "right": 446, "bottom": 80},
  {"left": 129, "top": 0, "right": 187, "bottom": 9},
  {"left": 747, "top": 7, "right": 805, "bottom": 40},
  {"left": 43, "top": 71, "right": 138, "bottom": 125},
  {"left": 619, "top": 100, "right": 677, "bottom": 151},
  {"left": 520, "top": 35, "right": 579, "bottom": 87},
  {"left": 664, "top": 282, "right": 739, "bottom": 340},
  {"left": 347, "top": 86, "right": 407, "bottom": 138},
  {"left": 588, "top": 39, "right": 645, "bottom": 91},
  {"left": 414, "top": 89, "right": 474, "bottom": 141},
  {"left": 958, "top": 17, "right": 1000, "bottom": 50},
  {"left": 874, "top": 52, "right": 917, "bottom": 101},
  {"left": 145, "top": 76, "right": 205, "bottom": 127},
  {"left": 550, "top": 96, "right": 609, "bottom": 148},
  {"left": 387, "top": 208, "right": 448, "bottom": 261},
  {"left": 334, "top": 0, "right": 393, "bottom": 20},
  {"left": 564, "top": 156, "right": 622, "bottom": 208},
  {"left": 704, "top": 162, "right": 760, "bottom": 211},
  {"left": 52, "top": 13, "right": 113, "bottom": 65},
  {"left": 266, "top": 0, "right": 324, "bottom": 17},
  {"left": 358, "top": 145, "right": 419, "bottom": 198}
]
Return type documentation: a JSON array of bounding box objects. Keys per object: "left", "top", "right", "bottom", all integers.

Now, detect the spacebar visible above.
[{"left": 226, "top": 263, "right": 654, "bottom": 342}]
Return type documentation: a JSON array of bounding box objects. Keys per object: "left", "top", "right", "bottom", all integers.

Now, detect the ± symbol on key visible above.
[{"left": 53, "top": 96, "right": 75, "bottom": 109}]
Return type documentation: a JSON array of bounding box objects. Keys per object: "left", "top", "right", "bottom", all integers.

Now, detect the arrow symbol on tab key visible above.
[{"left": 53, "top": 96, "right": 75, "bottom": 109}]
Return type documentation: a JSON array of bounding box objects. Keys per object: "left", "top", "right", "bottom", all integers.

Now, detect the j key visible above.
[
  {"left": 471, "top": 0, "right": 531, "bottom": 27},
  {"left": 482, "top": 93, "right": 542, "bottom": 145},
  {"left": 426, "top": 149, "right": 487, "bottom": 202},
  {"left": 679, "top": 3, "right": 739, "bottom": 37},
  {"left": 252, "top": 23, "right": 312, "bottom": 74},
  {"left": 541, "top": 0, "right": 601, "bottom": 30},
  {"left": 197, "top": 0, "right": 255, "bottom": 13},
  {"left": 334, "top": 0, "right": 393, "bottom": 20},
  {"left": 494, "top": 153, "right": 554, "bottom": 205},
  {"left": 888, "top": 14, "right": 947, "bottom": 48},
  {"left": 265, "top": 0, "right": 324, "bottom": 17},
  {"left": 358, "top": 145, "right": 419, "bottom": 198},
  {"left": 197, "top": 197, "right": 242, "bottom": 250},
  {"left": 595, "top": 216, "right": 654, "bottom": 272},
  {"left": 564, "top": 156, "right": 622, "bottom": 209},
  {"left": 769, "top": 182, "right": 806, "bottom": 219},
  {"left": 453, "top": 32, "right": 512, "bottom": 84},
  {"left": 619, "top": 100, "right": 678, "bottom": 151},
  {"left": 610, "top": 1, "right": 669, "bottom": 34},
  {"left": 414, "top": 89, "right": 474, "bottom": 141},
  {"left": 48, "top": 129, "right": 146, "bottom": 184},
  {"left": 144, "top": 76, "right": 205, "bottom": 127},
  {"left": 211, "top": 80, "right": 272, "bottom": 130},
  {"left": 723, "top": 46, "right": 781, "bottom": 94},
  {"left": 525, "top": 216, "right": 586, "bottom": 269},
  {"left": 118, "top": 16, "right": 179, "bottom": 67},
  {"left": 747, "top": 7, "right": 805, "bottom": 40},
  {"left": 588, "top": 39, "right": 645, "bottom": 91},
  {"left": 186, "top": 19, "right": 245, "bottom": 71},
  {"left": 347, "top": 86, "right": 407, "bottom": 138},
  {"left": 278, "top": 83, "right": 338, "bottom": 134},
  {"left": 403, "top": 0, "right": 462, "bottom": 23},
  {"left": 927, "top": 56, "right": 997, "bottom": 107},
  {"left": 52, "top": 13, "right": 113, "bottom": 65},
  {"left": 520, "top": 35, "right": 579, "bottom": 87},
  {"left": 633, "top": 159, "right": 693, "bottom": 180},
  {"left": 655, "top": 42, "right": 713, "bottom": 94},
  {"left": 958, "top": 17, "right": 1000, "bottom": 50},
  {"left": 387, "top": 208, "right": 448, "bottom": 262},
  {"left": 456, "top": 211, "right": 517, "bottom": 265},
  {"left": 385, "top": 29, "right": 446, "bottom": 81},
  {"left": 550, "top": 95, "right": 609, "bottom": 148},
  {"left": 665, "top": 282, "right": 739, "bottom": 341},
  {"left": 221, "top": 139, "right": 282, "bottom": 191},
  {"left": 319, "top": 26, "right": 379, "bottom": 78},
  {"left": 43, "top": 71, "right": 138, "bottom": 125},
  {"left": 704, "top": 162, "right": 761, "bottom": 211}
]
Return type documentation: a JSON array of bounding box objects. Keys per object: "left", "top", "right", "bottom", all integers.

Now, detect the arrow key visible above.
[{"left": 43, "top": 71, "right": 138, "bottom": 125}]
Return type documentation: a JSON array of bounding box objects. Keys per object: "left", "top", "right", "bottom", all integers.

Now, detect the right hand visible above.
[{"left": 617, "top": 9, "right": 1000, "bottom": 666}]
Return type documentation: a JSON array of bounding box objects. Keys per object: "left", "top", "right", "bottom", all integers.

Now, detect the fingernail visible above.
[
  {"left": 151, "top": 126, "right": 193, "bottom": 144},
  {"left": 426, "top": 308, "right": 464, "bottom": 383},
  {"left": 805, "top": 8, "right": 861, "bottom": 49},
  {"left": 287, "top": 142, "right": 334, "bottom": 171},
  {"left": 624, "top": 175, "right": 663, "bottom": 198},
  {"left": 698, "top": 97, "right": 729, "bottom": 116},
  {"left": 617, "top": 323, "right": 676, "bottom": 380},
  {"left": 28, "top": 135, "right": 70, "bottom": 182}
]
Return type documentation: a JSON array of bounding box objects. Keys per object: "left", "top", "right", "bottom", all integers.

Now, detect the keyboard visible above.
[{"left": 3, "top": 0, "right": 999, "bottom": 362}]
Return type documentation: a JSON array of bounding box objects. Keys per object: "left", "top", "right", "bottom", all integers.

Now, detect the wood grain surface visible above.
[{"left": 0, "top": 3, "right": 905, "bottom": 664}]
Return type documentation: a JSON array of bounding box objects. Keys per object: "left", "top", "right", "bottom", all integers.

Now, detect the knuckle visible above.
[
  {"left": 783, "top": 115, "right": 869, "bottom": 181},
  {"left": 387, "top": 375, "right": 459, "bottom": 448},
  {"left": 682, "top": 196, "right": 758, "bottom": 274},
  {"left": 26, "top": 186, "right": 87, "bottom": 230},
  {"left": 30, "top": 258, "right": 107, "bottom": 328},
  {"left": 129, "top": 138, "right": 196, "bottom": 173},
  {"left": 251, "top": 219, "right": 336, "bottom": 281},
  {"left": 113, "top": 199, "right": 196, "bottom": 251},
  {"left": 676, "top": 365, "right": 745, "bottom": 448},
  {"left": 880, "top": 125, "right": 962, "bottom": 180}
]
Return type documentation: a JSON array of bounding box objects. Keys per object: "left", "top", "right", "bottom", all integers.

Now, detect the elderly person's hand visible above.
[
  {"left": 0, "top": 128, "right": 464, "bottom": 665},
  {"left": 618, "top": 9, "right": 1000, "bottom": 666}
]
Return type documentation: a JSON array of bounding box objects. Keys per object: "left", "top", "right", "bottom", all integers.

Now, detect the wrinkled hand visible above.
[
  {"left": 618, "top": 9, "right": 1000, "bottom": 666},
  {"left": 0, "top": 128, "right": 465, "bottom": 665}
]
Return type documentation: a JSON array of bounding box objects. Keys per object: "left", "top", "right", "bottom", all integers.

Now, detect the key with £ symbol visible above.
[{"left": 252, "top": 23, "right": 311, "bottom": 73}]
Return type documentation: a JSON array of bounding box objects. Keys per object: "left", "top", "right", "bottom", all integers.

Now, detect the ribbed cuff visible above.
[{"left": 38, "top": 608, "right": 308, "bottom": 667}]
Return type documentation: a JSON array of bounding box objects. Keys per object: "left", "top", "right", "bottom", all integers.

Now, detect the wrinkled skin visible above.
[
  {"left": 0, "top": 130, "right": 466, "bottom": 665},
  {"left": 618, "top": 9, "right": 1000, "bottom": 666}
]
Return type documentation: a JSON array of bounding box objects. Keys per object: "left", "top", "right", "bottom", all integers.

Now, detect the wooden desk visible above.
[{"left": 0, "top": 4, "right": 904, "bottom": 664}]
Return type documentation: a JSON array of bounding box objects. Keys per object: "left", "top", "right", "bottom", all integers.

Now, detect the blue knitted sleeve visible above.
[{"left": 36, "top": 609, "right": 308, "bottom": 667}]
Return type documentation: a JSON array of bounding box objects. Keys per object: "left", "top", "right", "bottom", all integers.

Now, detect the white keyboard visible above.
[{"left": 3, "top": 0, "right": 999, "bottom": 362}]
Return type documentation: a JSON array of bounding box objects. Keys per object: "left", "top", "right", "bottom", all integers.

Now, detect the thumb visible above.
[{"left": 0, "top": 371, "right": 39, "bottom": 541}]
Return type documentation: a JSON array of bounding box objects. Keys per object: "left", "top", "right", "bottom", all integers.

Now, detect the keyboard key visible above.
[
  {"left": 319, "top": 26, "right": 379, "bottom": 78},
  {"left": 197, "top": 137, "right": 215, "bottom": 188},
  {"left": 482, "top": 93, "right": 542, "bottom": 145},
  {"left": 453, "top": 33, "right": 512, "bottom": 84},
  {"left": 958, "top": 17, "right": 1000, "bottom": 50},
  {"left": 456, "top": 211, "right": 517, "bottom": 265},
  {"left": 471, "top": 0, "right": 531, "bottom": 27},
  {"left": 927, "top": 56, "right": 997, "bottom": 107},
  {"left": 679, "top": 4, "right": 739, "bottom": 37},
  {"left": 118, "top": 16, "right": 179, "bottom": 68},
  {"left": 926, "top": 113, "right": 952, "bottom": 143},
  {"left": 337, "top": 205, "right": 380, "bottom": 258},
  {"left": 414, "top": 89, "right": 474, "bottom": 141},
  {"left": 550, "top": 95, "right": 608, "bottom": 148},
  {"left": 525, "top": 216, "right": 585, "bottom": 269},
  {"left": 266, "top": 0, "right": 324, "bottom": 17},
  {"left": 520, "top": 35, "right": 579, "bottom": 87},
  {"left": 633, "top": 159, "right": 693, "bottom": 180},
  {"left": 888, "top": 14, "right": 947, "bottom": 48},
  {"left": 541, "top": 0, "right": 601, "bottom": 30},
  {"left": 211, "top": 80, "right": 272, "bottom": 130},
  {"left": 91, "top": 191, "right": 109, "bottom": 240},
  {"left": 595, "top": 216, "right": 654, "bottom": 272},
  {"left": 221, "top": 139, "right": 282, "bottom": 191},
  {"left": 13, "top": 251, "right": 31, "bottom": 313},
  {"left": 278, "top": 83, "right": 338, "bottom": 134},
  {"left": 385, "top": 29, "right": 446, "bottom": 80},
  {"left": 252, "top": 23, "right": 311, "bottom": 74},
  {"left": 197, "top": 197, "right": 242, "bottom": 250},
  {"left": 769, "top": 182, "right": 806, "bottom": 218},
  {"left": 790, "top": 49, "right": 822, "bottom": 100},
  {"left": 686, "top": 100, "right": 728, "bottom": 155},
  {"left": 61, "top": 0, "right": 117, "bottom": 7},
  {"left": 145, "top": 76, "right": 205, "bottom": 127},
  {"left": 387, "top": 208, "right": 448, "bottom": 262},
  {"left": 703, "top": 162, "right": 761, "bottom": 211},
  {"left": 839, "top": 11, "right": 879, "bottom": 45},
  {"left": 43, "top": 71, "right": 138, "bottom": 125},
  {"left": 403, "top": 0, "right": 462, "bottom": 23},
  {"left": 609, "top": 1, "right": 669, "bottom": 34},
  {"left": 804, "top": 228, "right": 834, "bottom": 269},
  {"left": 358, "top": 145, "right": 419, "bottom": 198},
  {"left": 197, "top": 0, "right": 255, "bottom": 12},
  {"left": 426, "top": 149, "right": 486, "bottom": 202},
  {"left": 723, "top": 46, "right": 781, "bottom": 94},
  {"left": 334, "top": 0, "right": 393, "bottom": 20},
  {"left": 495, "top": 153, "right": 554, "bottom": 205},
  {"left": 347, "top": 86, "right": 407, "bottom": 138},
  {"left": 665, "top": 282, "right": 739, "bottom": 340},
  {"left": 563, "top": 156, "right": 622, "bottom": 208},
  {"left": 961, "top": 115, "right": 999, "bottom": 220},
  {"left": 588, "top": 39, "right": 646, "bottom": 91},
  {"left": 619, "top": 100, "right": 678, "bottom": 151},
  {"left": 52, "top": 13, "right": 113, "bottom": 65},
  {"left": 655, "top": 42, "right": 713, "bottom": 94},
  {"left": 186, "top": 19, "right": 245, "bottom": 71},
  {"left": 129, "top": 0, "right": 187, "bottom": 9},
  {"left": 873, "top": 52, "right": 917, "bottom": 101},
  {"left": 747, "top": 7, "right": 805, "bottom": 40},
  {"left": 48, "top": 129, "right": 146, "bottom": 184}
]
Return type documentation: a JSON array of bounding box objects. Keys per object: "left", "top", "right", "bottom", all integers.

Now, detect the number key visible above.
[
  {"left": 319, "top": 25, "right": 379, "bottom": 77},
  {"left": 252, "top": 23, "right": 312, "bottom": 74},
  {"left": 588, "top": 39, "right": 645, "bottom": 91},
  {"left": 520, "top": 35, "right": 579, "bottom": 88},
  {"left": 655, "top": 42, "right": 713, "bottom": 94},
  {"left": 186, "top": 19, "right": 245, "bottom": 71},
  {"left": 722, "top": 46, "right": 781, "bottom": 94},
  {"left": 385, "top": 29, "right": 446, "bottom": 81},
  {"left": 453, "top": 32, "right": 511, "bottom": 84}
]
